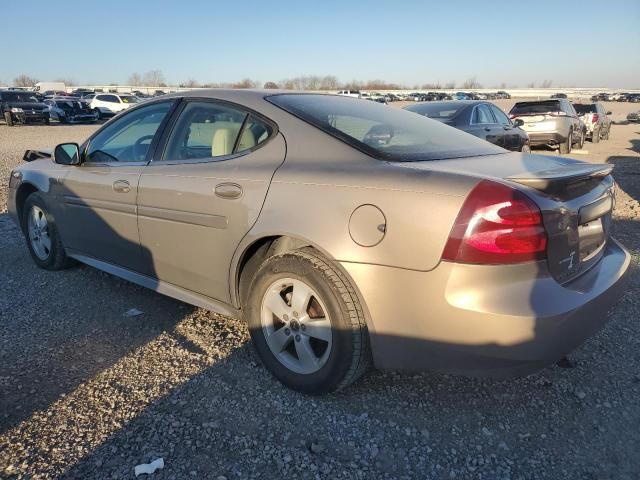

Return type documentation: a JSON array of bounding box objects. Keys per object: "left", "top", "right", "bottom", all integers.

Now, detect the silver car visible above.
[{"left": 8, "top": 90, "right": 630, "bottom": 393}]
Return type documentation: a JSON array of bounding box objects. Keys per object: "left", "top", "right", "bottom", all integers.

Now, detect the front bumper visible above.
[
  {"left": 341, "top": 239, "right": 630, "bottom": 377},
  {"left": 12, "top": 111, "right": 49, "bottom": 124}
]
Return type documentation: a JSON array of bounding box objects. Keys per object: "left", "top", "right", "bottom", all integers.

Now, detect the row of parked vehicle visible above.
[
  {"left": 591, "top": 92, "right": 640, "bottom": 102},
  {"left": 337, "top": 90, "right": 512, "bottom": 103},
  {"left": 404, "top": 98, "right": 612, "bottom": 154},
  {"left": 0, "top": 88, "right": 159, "bottom": 126}
]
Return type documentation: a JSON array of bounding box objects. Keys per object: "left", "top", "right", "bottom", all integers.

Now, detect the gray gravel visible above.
[{"left": 1, "top": 119, "right": 639, "bottom": 480}]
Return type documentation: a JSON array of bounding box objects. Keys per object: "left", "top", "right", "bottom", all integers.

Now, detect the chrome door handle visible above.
[
  {"left": 215, "top": 183, "right": 242, "bottom": 199},
  {"left": 113, "top": 180, "right": 130, "bottom": 193}
]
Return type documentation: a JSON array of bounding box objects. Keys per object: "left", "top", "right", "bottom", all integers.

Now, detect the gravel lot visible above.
[{"left": 1, "top": 102, "right": 639, "bottom": 480}]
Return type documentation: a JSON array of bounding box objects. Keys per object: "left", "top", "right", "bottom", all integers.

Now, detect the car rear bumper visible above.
[
  {"left": 526, "top": 132, "right": 566, "bottom": 146},
  {"left": 12, "top": 112, "right": 49, "bottom": 124},
  {"left": 341, "top": 238, "right": 630, "bottom": 377}
]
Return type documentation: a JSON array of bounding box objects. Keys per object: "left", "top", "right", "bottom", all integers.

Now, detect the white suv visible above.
[{"left": 89, "top": 93, "right": 140, "bottom": 119}]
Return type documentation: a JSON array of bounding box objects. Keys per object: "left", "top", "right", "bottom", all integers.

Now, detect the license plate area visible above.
[{"left": 578, "top": 217, "right": 605, "bottom": 262}]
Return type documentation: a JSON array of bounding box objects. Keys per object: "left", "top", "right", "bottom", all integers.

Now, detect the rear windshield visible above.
[
  {"left": 404, "top": 103, "right": 466, "bottom": 120},
  {"left": 119, "top": 95, "right": 139, "bottom": 104},
  {"left": 0, "top": 92, "right": 39, "bottom": 103},
  {"left": 267, "top": 94, "right": 505, "bottom": 161},
  {"left": 573, "top": 104, "right": 596, "bottom": 114},
  {"left": 509, "top": 101, "right": 561, "bottom": 115}
]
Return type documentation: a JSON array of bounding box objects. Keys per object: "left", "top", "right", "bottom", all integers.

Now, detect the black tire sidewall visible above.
[{"left": 246, "top": 252, "right": 359, "bottom": 394}]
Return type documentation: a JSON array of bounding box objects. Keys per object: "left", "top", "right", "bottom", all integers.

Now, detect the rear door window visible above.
[
  {"left": 162, "top": 101, "right": 273, "bottom": 161},
  {"left": 471, "top": 104, "right": 495, "bottom": 124}
]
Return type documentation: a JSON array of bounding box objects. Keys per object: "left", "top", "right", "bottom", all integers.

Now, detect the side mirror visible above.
[
  {"left": 53, "top": 143, "right": 81, "bottom": 165},
  {"left": 513, "top": 118, "right": 524, "bottom": 127}
]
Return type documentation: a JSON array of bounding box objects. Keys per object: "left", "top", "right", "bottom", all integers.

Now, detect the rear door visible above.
[
  {"left": 137, "top": 99, "right": 285, "bottom": 303},
  {"left": 466, "top": 103, "right": 505, "bottom": 147}
]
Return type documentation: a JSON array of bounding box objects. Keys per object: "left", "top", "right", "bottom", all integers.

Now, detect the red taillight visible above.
[
  {"left": 592, "top": 113, "right": 599, "bottom": 123},
  {"left": 442, "top": 180, "right": 547, "bottom": 264}
]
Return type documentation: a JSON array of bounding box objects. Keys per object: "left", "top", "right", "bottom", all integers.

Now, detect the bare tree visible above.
[
  {"left": 527, "top": 81, "right": 535, "bottom": 88},
  {"left": 263, "top": 81, "right": 279, "bottom": 89},
  {"left": 444, "top": 81, "right": 456, "bottom": 89},
  {"left": 54, "top": 78, "right": 75, "bottom": 87},
  {"left": 13, "top": 74, "right": 38, "bottom": 88},
  {"left": 231, "top": 78, "right": 259, "bottom": 89},
  {"left": 541, "top": 79, "right": 553, "bottom": 88},
  {"left": 462, "top": 76, "right": 481, "bottom": 89},
  {"left": 182, "top": 79, "right": 199, "bottom": 88},
  {"left": 143, "top": 70, "right": 165, "bottom": 87},
  {"left": 128, "top": 73, "right": 142, "bottom": 86}
]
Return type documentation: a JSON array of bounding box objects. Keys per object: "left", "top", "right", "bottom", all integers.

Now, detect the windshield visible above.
[
  {"left": 119, "top": 95, "right": 139, "bottom": 104},
  {"left": 267, "top": 94, "right": 505, "bottom": 161},
  {"left": 510, "top": 101, "right": 561, "bottom": 116},
  {"left": 573, "top": 104, "right": 597, "bottom": 114},
  {"left": 404, "top": 102, "right": 466, "bottom": 120},
  {"left": 1, "top": 92, "right": 39, "bottom": 103}
]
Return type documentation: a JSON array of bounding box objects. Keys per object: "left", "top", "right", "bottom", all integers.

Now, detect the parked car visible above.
[
  {"left": 453, "top": 92, "right": 470, "bottom": 100},
  {"left": 550, "top": 93, "right": 568, "bottom": 99},
  {"left": 496, "top": 91, "right": 511, "bottom": 99},
  {"left": 89, "top": 93, "right": 140, "bottom": 119},
  {"left": 509, "top": 99, "right": 585, "bottom": 154},
  {"left": 44, "top": 98, "right": 98, "bottom": 124},
  {"left": 0, "top": 90, "right": 50, "bottom": 126},
  {"left": 336, "top": 90, "right": 361, "bottom": 98},
  {"left": 8, "top": 91, "right": 630, "bottom": 393},
  {"left": 626, "top": 111, "right": 640, "bottom": 123},
  {"left": 573, "top": 103, "right": 612, "bottom": 143},
  {"left": 627, "top": 94, "right": 640, "bottom": 103},
  {"left": 405, "top": 101, "right": 530, "bottom": 152}
]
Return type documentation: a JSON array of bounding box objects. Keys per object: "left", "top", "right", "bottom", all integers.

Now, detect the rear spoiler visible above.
[
  {"left": 507, "top": 163, "right": 613, "bottom": 192},
  {"left": 23, "top": 149, "right": 52, "bottom": 162}
]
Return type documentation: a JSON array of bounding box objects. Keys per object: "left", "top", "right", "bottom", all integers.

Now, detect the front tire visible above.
[
  {"left": 592, "top": 127, "right": 600, "bottom": 143},
  {"left": 246, "top": 247, "right": 371, "bottom": 394},
  {"left": 4, "top": 111, "right": 14, "bottom": 126},
  {"left": 93, "top": 108, "right": 101, "bottom": 120},
  {"left": 22, "top": 192, "right": 73, "bottom": 270},
  {"left": 520, "top": 142, "right": 531, "bottom": 153}
]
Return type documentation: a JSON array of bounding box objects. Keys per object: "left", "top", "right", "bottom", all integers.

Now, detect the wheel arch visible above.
[
  {"left": 231, "top": 233, "right": 374, "bottom": 333},
  {"left": 15, "top": 182, "right": 40, "bottom": 229}
]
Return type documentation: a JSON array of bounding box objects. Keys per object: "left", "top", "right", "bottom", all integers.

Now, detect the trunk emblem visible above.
[{"left": 560, "top": 251, "right": 576, "bottom": 270}]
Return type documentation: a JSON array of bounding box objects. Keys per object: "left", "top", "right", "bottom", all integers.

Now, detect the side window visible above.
[
  {"left": 489, "top": 105, "right": 511, "bottom": 125},
  {"left": 472, "top": 104, "right": 495, "bottom": 124},
  {"left": 106, "top": 95, "right": 120, "bottom": 103},
  {"left": 85, "top": 101, "right": 173, "bottom": 163},
  {"left": 95, "top": 95, "right": 106, "bottom": 101},
  {"left": 162, "top": 102, "right": 273, "bottom": 161}
]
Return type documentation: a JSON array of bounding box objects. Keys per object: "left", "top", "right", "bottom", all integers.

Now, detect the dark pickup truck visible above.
[{"left": 1, "top": 90, "right": 50, "bottom": 126}]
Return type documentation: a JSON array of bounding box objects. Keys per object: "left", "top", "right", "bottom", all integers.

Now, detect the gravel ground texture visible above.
[{"left": 1, "top": 101, "right": 639, "bottom": 480}]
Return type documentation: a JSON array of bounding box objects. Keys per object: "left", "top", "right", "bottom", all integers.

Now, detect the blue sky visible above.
[{"left": 3, "top": 0, "right": 639, "bottom": 88}]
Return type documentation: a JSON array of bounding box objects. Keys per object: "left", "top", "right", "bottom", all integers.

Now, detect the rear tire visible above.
[
  {"left": 592, "top": 127, "right": 600, "bottom": 143},
  {"left": 520, "top": 143, "right": 531, "bottom": 153},
  {"left": 22, "top": 192, "right": 73, "bottom": 270},
  {"left": 559, "top": 130, "right": 572, "bottom": 154},
  {"left": 4, "top": 111, "right": 14, "bottom": 127},
  {"left": 246, "top": 247, "right": 371, "bottom": 394},
  {"left": 603, "top": 125, "right": 610, "bottom": 140},
  {"left": 576, "top": 130, "right": 585, "bottom": 149}
]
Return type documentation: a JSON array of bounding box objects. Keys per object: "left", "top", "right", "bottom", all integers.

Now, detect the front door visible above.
[
  {"left": 467, "top": 103, "right": 505, "bottom": 148},
  {"left": 56, "top": 100, "right": 175, "bottom": 272},
  {"left": 137, "top": 99, "right": 285, "bottom": 303}
]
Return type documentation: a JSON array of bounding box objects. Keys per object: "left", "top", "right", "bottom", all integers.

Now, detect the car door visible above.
[
  {"left": 55, "top": 100, "right": 176, "bottom": 272},
  {"left": 466, "top": 103, "right": 505, "bottom": 147},
  {"left": 489, "top": 104, "right": 521, "bottom": 151},
  {"left": 137, "top": 99, "right": 286, "bottom": 303}
]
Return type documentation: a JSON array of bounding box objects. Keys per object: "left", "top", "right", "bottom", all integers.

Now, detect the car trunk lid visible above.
[{"left": 393, "top": 153, "right": 616, "bottom": 283}]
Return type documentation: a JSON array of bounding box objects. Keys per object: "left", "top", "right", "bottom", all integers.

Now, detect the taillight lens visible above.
[
  {"left": 592, "top": 113, "right": 599, "bottom": 123},
  {"left": 442, "top": 180, "right": 547, "bottom": 264}
]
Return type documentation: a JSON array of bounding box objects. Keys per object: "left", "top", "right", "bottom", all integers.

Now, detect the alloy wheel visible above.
[
  {"left": 27, "top": 206, "right": 51, "bottom": 260},
  {"left": 260, "top": 277, "right": 333, "bottom": 374}
]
